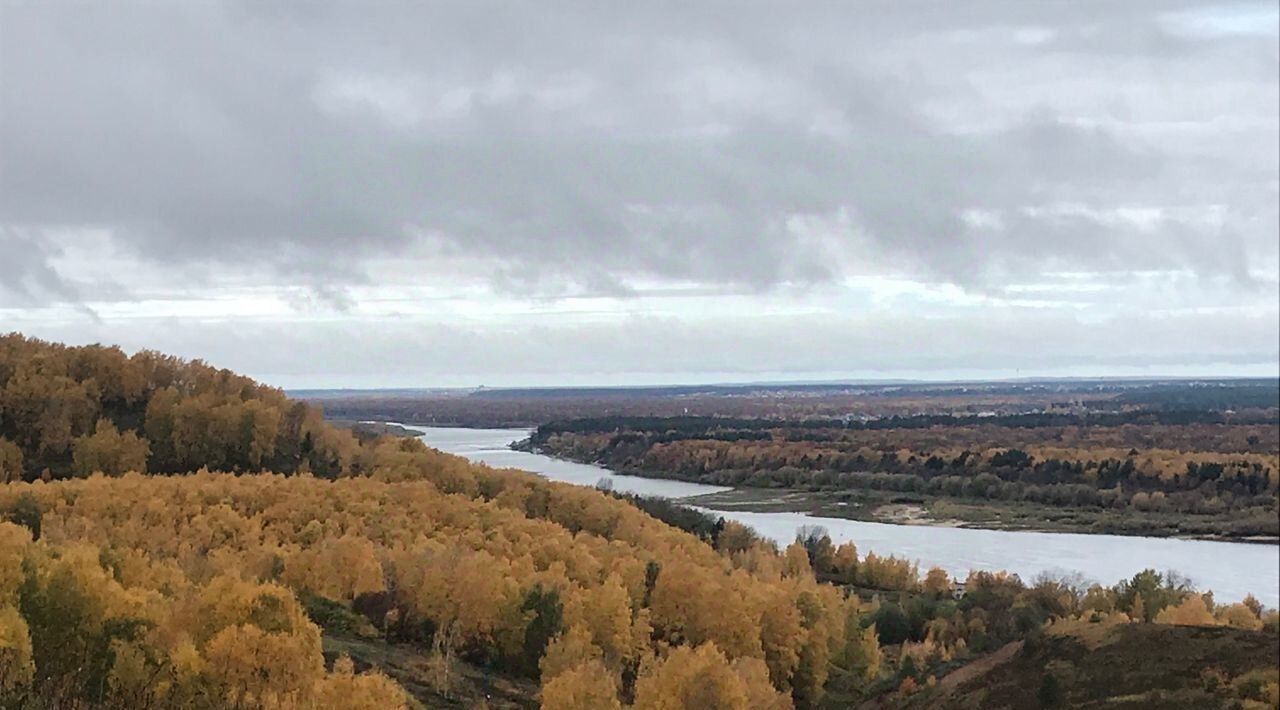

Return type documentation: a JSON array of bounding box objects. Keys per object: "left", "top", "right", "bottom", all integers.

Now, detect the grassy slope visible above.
[{"left": 893, "top": 623, "right": 1279, "bottom": 709}]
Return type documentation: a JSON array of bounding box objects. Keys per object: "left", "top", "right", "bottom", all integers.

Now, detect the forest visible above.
[
  {"left": 528, "top": 412, "right": 1280, "bottom": 539},
  {"left": 0, "top": 334, "right": 1277, "bottom": 709}
]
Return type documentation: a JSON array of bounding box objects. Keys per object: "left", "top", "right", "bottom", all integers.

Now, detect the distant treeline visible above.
[
  {"left": 1113, "top": 382, "right": 1280, "bottom": 411},
  {"left": 0, "top": 334, "right": 361, "bottom": 482},
  {"left": 532, "top": 413, "right": 1280, "bottom": 539},
  {"left": 531, "top": 408, "right": 1278, "bottom": 441},
  {"left": 471, "top": 378, "right": 1279, "bottom": 402},
  {"left": 305, "top": 379, "right": 1279, "bottom": 430}
]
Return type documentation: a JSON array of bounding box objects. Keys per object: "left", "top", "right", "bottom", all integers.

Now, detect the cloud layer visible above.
[{"left": 2, "top": 1, "right": 1276, "bottom": 384}]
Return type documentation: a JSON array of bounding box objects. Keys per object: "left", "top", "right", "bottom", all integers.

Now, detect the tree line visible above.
[
  {"left": 531, "top": 418, "right": 1280, "bottom": 538},
  {"left": 0, "top": 334, "right": 361, "bottom": 482}
]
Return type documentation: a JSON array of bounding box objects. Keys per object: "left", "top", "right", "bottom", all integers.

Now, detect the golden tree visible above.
[
  {"left": 1154, "top": 594, "right": 1217, "bottom": 627},
  {"left": 540, "top": 659, "right": 622, "bottom": 710},
  {"left": 71, "top": 419, "right": 149, "bottom": 477},
  {"left": 633, "top": 643, "right": 749, "bottom": 710},
  {"left": 0, "top": 605, "right": 34, "bottom": 694}
]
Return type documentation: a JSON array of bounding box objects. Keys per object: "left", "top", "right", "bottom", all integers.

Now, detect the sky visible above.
[{"left": 1, "top": 1, "right": 1277, "bottom": 388}]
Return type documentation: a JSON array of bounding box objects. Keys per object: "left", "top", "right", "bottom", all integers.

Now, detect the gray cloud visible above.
[
  {"left": 16, "top": 306, "right": 1277, "bottom": 388},
  {"left": 3, "top": 0, "right": 1276, "bottom": 301},
  {"left": 0, "top": 228, "right": 79, "bottom": 303}
]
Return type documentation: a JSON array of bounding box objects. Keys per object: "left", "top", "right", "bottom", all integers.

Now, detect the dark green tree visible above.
[
  {"left": 519, "top": 586, "right": 563, "bottom": 678},
  {"left": 7, "top": 492, "right": 41, "bottom": 540}
]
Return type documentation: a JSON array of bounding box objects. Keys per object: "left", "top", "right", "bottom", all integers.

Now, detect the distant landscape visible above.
[
  {"left": 301, "top": 377, "right": 1278, "bottom": 425},
  {"left": 307, "top": 379, "right": 1280, "bottom": 540},
  {"left": 4, "top": 337, "right": 1278, "bottom": 709}
]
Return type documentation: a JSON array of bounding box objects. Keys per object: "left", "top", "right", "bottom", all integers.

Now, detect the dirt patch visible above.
[
  {"left": 872, "top": 503, "right": 965, "bottom": 527},
  {"left": 684, "top": 487, "right": 827, "bottom": 511},
  {"left": 323, "top": 633, "right": 538, "bottom": 709},
  {"left": 933, "top": 640, "right": 1024, "bottom": 695}
]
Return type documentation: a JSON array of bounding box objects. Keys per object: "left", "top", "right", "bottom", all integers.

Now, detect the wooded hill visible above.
[
  {"left": 0, "top": 335, "right": 874, "bottom": 709},
  {"left": 0, "top": 334, "right": 1275, "bottom": 709}
]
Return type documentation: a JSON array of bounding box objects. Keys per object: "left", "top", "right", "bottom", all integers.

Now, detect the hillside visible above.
[
  {"left": 0, "top": 335, "right": 874, "bottom": 709},
  {"left": 0, "top": 333, "right": 359, "bottom": 482},
  {"left": 0, "top": 334, "right": 1276, "bottom": 710},
  {"left": 888, "top": 622, "right": 1279, "bottom": 709}
]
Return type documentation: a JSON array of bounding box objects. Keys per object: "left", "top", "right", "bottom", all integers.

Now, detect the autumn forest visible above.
[{"left": 0, "top": 334, "right": 1277, "bottom": 709}]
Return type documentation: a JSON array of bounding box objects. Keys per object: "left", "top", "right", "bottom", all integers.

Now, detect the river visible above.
[{"left": 413, "top": 426, "right": 1280, "bottom": 607}]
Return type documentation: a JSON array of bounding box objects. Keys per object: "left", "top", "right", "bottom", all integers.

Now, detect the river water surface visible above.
[{"left": 414, "top": 426, "right": 1279, "bottom": 606}]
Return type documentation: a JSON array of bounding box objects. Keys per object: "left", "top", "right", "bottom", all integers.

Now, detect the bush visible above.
[
  {"left": 1038, "top": 673, "right": 1064, "bottom": 708},
  {"left": 302, "top": 593, "right": 378, "bottom": 638},
  {"left": 873, "top": 604, "right": 912, "bottom": 646}
]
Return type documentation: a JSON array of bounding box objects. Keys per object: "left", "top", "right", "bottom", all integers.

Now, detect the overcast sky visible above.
[{"left": 2, "top": 1, "right": 1277, "bottom": 388}]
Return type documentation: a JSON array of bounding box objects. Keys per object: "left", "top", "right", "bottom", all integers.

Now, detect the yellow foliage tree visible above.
[
  {"left": 71, "top": 419, "right": 149, "bottom": 477},
  {"left": 540, "top": 625, "right": 604, "bottom": 682},
  {"left": 563, "top": 573, "right": 635, "bottom": 672},
  {"left": 922, "top": 567, "right": 952, "bottom": 598},
  {"left": 540, "top": 659, "right": 622, "bottom": 710},
  {"left": 1130, "top": 593, "right": 1146, "bottom": 623},
  {"left": 1154, "top": 594, "right": 1217, "bottom": 627},
  {"left": 782, "top": 542, "right": 812, "bottom": 580},
  {"left": 1216, "top": 603, "right": 1263, "bottom": 631},
  {"left": 755, "top": 586, "right": 802, "bottom": 690},
  {"left": 633, "top": 643, "right": 749, "bottom": 710},
  {"left": 832, "top": 542, "right": 858, "bottom": 584},
  {"left": 0, "top": 605, "right": 34, "bottom": 693},
  {"left": 313, "top": 655, "right": 409, "bottom": 710},
  {"left": 648, "top": 562, "right": 762, "bottom": 660},
  {"left": 730, "top": 657, "right": 794, "bottom": 710},
  {"left": 0, "top": 523, "right": 30, "bottom": 605},
  {"left": 791, "top": 589, "right": 838, "bottom": 707},
  {"left": 201, "top": 624, "right": 326, "bottom": 706},
  {"left": 716, "top": 521, "right": 759, "bottom": 556}
]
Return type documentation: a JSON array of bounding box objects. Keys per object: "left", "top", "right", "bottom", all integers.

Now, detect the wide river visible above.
[{"left": 413, "top": 426, "right": 1279, "bottom": 606}]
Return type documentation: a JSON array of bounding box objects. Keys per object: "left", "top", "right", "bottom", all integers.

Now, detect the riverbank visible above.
[
  {"left": 410, "top": 425, "right": 1280, "bottom": 605},
  {"left": 682, "top": 485, "right": 1279, "bottom": 544},
  {"left": 333, "top": 420, "right": 427, "bottom": 438},
  {"left": 352, "top": 423, "right": 1278, "bottom": 543},
  {"left": 519, "top": 443, "right": 1278, "bottom": 544}
]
